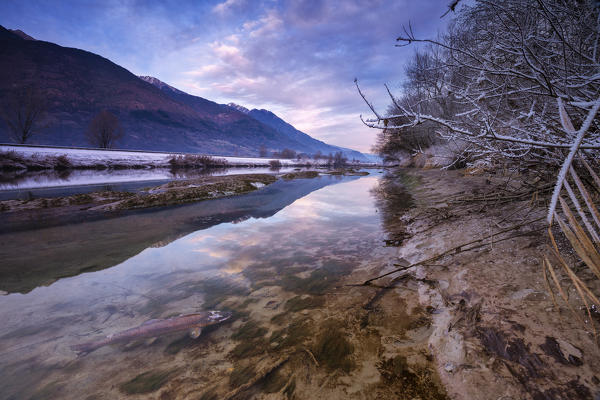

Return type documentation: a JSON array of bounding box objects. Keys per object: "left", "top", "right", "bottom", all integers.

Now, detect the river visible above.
[
  {"left": 0, "top": 167, "right": 310, "bottom": 200},
  {"left": 0, "top": 171, "right": 447, "bottom": 399}
]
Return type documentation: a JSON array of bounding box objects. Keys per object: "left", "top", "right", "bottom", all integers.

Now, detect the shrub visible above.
[
  {"left": 168, "top": 154, "right": 228, "bottom": 169},
  {"left": 269, "top": 159, "right": 282, "bottom": 169},
  {"left": 54, "top": 154, "right": 72, "bottom": 170}
]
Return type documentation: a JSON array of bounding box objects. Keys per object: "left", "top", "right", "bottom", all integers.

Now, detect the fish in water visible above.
[{"left": 71, "top": 310, "right": 232, "bottom": 355}]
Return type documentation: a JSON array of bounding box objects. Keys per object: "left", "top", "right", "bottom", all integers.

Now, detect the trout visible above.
[{"left": 71, "top": 310, "right": 231, "bottom": 355}]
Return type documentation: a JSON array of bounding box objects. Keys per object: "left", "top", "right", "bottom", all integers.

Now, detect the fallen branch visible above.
[
  {"left": 223, "top": 356, "right": 290, "bottom": 400},
  {"left": 303, "top": 347, "right": 319, "bottom": 367},
  {"left": 453, "top": 184, "right": 553, "bottom": 203},
  {"left": 358, "top": 216, "right": 546, "bottom": 285}
]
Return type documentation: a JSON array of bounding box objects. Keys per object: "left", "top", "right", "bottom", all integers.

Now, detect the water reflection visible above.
[
  {"left": 371, "top": 170, "right": 415, "bottom": 246},
  {"left": 0, "top": 175, "right": 359, "bottom": 294},
  {"left": 0, "top": 172, "right": 412, "bottom": 399},
  {"left": 0, "top": 166, "right": 317, "bottom": 200}
]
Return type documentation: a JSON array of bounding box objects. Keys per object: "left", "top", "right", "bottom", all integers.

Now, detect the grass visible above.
[
  {"left": 168, "top": 154, "right": 229, "bottom": 169},
  {"left": 312, "top": 320, "right": 354, "bottom": 372},
  {"left": 118, "top": 369, "right": 177, "bottom": 395},
  {"left": 230, "top": 339, "right": 269, "bottom": 358},
  {"left": 544, "top": 159, "right": 600, "bottom": 335},
  {"left": 377, "top": 356, "right": 449, "bottom": 399},
  {"left": 284, "top": 295, "right": 325, "bottom": 312},
  {"left": 281, "top": 171, "right": 319, "bottom": 180},
  {"left": 117, "top": 174, "right": 276, "bottom": 210},
  {"left": 229, "top": 364, "right": 256, "bottom": 388},
  {"left": 269, "top": 318, "right": 312, "bottom": 350},
  {"left": 230, "top": 320, "right": 269, "bottom": 358},
  {"left": 231, "top": 321, "right": 268, "bottom": 341},
  {"left": 199, "top": 390, "right": 219, "bottom": 400},
  {"left": 261, "top": 370, "right": 288, "bottom": 393}
]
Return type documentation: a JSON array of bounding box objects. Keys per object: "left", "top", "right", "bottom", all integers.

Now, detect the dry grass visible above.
[
  {"left": 168, "top": 154, "right": 228, "bottom": 168},
  {"left": 545, "top": 157, "right": 600, "bottom": 337}
]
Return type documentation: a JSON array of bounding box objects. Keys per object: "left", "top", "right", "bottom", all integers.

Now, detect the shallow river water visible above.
[{"left": 0, "top": 171, "right": 436, "bottom": 399}]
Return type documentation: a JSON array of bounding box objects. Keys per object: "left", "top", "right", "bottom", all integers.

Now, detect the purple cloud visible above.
[{"left": 0, "top": 0, "right": 451, "bottom": 152}]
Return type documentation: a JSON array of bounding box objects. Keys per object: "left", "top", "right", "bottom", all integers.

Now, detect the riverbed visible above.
[{"left": 0, "top": 170, "right": 450, "bottom": 399}]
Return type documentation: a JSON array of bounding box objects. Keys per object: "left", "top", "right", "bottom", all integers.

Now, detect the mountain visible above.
[
  {"left": 0, "top": 25, "right": 370, "bottom": 159},
  {"left": 9, "top": 29, "right": 35, "bottom": 41},
  {"left": 142, "top": 77, "right": 371, "bottom": 160},
  {"left": 243, "top": 107, "right": 368, "bottom": 161},
  {"left": 227, "top": 102, "right": 250, "bottom": 114},
  {"left": 137, "top": 76, "right": 305, "bottom": 153}
]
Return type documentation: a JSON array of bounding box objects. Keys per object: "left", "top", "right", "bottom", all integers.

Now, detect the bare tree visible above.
[
  {"left": 273, "top": 148, "right": 296, "bottom": 159},
  {"left": 1, "top": 85, "right": 48, "bottom": 144},
  {"left": 259, "top": 145, "right": 268, "bottom": 157},
  {"left": 86, "top": 110, "right": 125, "bottom": 149},
  {"left": 358, "top": 0, "right": 600, "bottom": 167},
  {"left": 357, "top": 0, "right": 600, "bottom": 330}
]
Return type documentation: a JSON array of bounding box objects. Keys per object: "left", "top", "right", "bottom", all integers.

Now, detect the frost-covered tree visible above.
[
  {"left": 358, "top": 0, "right": 600, "bottom": 328},
  {"left": 359, "top": 0, "right": 600, "bottom": 167}
]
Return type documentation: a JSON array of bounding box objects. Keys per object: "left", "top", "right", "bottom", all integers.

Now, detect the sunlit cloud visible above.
[
  {"left": 0, "top": 0, "right": 451, "bottom": 152},
  {"left": 212, "top": 0, "right": 246, "bottom": 15}
]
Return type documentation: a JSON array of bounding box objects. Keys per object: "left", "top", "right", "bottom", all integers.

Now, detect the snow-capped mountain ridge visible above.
[
  {"left": 227, "top": 103, "right": 250, "bottom": 114},
  {"left": 139, "top": 76, "right": 185, "bottom": 95}
]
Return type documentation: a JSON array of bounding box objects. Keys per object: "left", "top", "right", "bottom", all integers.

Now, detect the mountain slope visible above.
[
  {"left": 0, "top": 26, "right": 238, "bottom": 153},
  {"left": 242, "top": 106, "right": 368, "bottom": 161},
  {"left": 140, "top": 76, "right": 370, "bottom": 159},
  {"left": 138, "top": 76, "right": 306, "bottom": 153},
  {"left": 0, "top": 25, "right": 369, "bottom": 159}
]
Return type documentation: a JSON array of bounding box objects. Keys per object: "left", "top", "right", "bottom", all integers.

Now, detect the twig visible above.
[
  {"left": 303, "top": 347, "right": 319, "bottom": 367},
  {"left": 223, "top": 356, "right": 290, "bottom": 400},
  {"left": 359, "top": 217, "right": 545, "bottom": 285},
  {"left": 279, "top": 374, "right": 296, "bottom": 395}
]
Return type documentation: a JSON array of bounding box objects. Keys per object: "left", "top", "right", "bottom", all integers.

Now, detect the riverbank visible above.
[
  {"left": 0, "top": 170, "right": 367, "bottom": 215},
  {"left": 0, "top": 145, "right": 378, "bottom": 171},
  {"left": 2, "top": 167, "right": 597, "bottom": 399},
  {"left": 370, "top": 168, "right": 599, "bottom": 399}
]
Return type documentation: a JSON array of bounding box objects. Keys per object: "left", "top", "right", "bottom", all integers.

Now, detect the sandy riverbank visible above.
[{"left": 371, "top": 168, "right": 599, "bottom": 399}]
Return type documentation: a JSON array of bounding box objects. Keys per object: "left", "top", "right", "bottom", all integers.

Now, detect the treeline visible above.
[
  {"left": 260, "top": 146, "right": 349, "bottom": 166},
  {"left": 362, "top": 0, "right": 599, "bottom": 169}
]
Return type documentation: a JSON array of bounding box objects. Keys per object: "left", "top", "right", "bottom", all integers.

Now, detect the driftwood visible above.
[
  {"left": 358, "top": 216, "right": 546, "bottom": 286},
  {"left": 453, "top": 184, "right": 553, "bottom": 204}
]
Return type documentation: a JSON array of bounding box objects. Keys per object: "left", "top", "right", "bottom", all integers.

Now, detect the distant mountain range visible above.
[{"left": 0, "top": 26, "right": 371, "bottom": 161}]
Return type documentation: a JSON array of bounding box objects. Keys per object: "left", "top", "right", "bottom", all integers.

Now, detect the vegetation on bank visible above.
[
  {"left": 0, "top": 148, "right": 368, "bottom": 171},
  {"left": 359, "top": 0, "right": 600, "bottom": 337},
  {"left": 0, "top": 173, "right": 278, "bottom": 213},
  {"left": 362, "top": 0, "right": 599, "bottom": 171},
  {"left": 168, "top": 154, "right": 228, "bottom": 169},
  {"left": 0, "top": 169, "right": 367, "bottom": 213}
]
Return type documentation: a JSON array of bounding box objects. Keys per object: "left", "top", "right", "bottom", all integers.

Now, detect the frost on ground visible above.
[{"left": 0, "top": 145, "right": 374, "bottom": 171}]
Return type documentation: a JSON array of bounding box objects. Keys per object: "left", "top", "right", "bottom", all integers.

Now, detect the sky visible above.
[{"left": 0, "top": 0, "right": 453, "bottom": 153}]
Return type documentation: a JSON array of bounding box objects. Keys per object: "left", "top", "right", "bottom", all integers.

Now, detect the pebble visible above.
[
  {"left": 444, "top": 362, "right": 455, "bottom": 373},
  {"left": 510, "top": 289, "right": 534, "bottom": 300}
]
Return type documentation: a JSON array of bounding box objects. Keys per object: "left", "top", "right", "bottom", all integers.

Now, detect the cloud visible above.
[
  {"left": 247, "top": 9, "right": 283, "bottom": 38},
  {"left": 2, "top": 0, "right": 451, "bottom": 152},
  {"left": 212, "top": 0, "right": 246, "bottom": 15}
]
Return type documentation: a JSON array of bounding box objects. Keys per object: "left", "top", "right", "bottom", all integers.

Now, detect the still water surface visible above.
[
  {"left": 0, "top": 172, "right": 411, "bottom": 399},
  {"left": 0, "top": 166, "right": 309, "bottom": 200}
]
